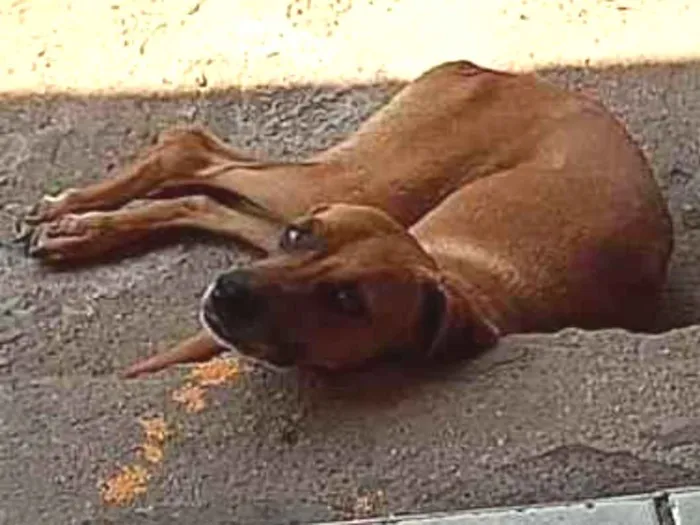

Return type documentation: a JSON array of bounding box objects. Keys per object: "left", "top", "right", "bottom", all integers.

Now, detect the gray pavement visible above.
[{"left": 2, "top": 61, "right": 700, "bottom": 524}]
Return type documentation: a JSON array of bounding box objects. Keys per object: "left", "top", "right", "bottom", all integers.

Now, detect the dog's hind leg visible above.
[
  {"left": 27, "top": 194, "right": 284, "bottom": 263},
  {"left": 121, "top": 330, "right": 224, "bottom": 379},
  {"left": 26, "top": 127, "right": 257, "bottom": 224}
]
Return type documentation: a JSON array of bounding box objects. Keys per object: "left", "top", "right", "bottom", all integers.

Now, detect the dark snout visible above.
[
  {"left": 202, "top": 269, "right": 266, "bottom": 341},
  {"left": 201, "top": 268, "right": 308, "bottom": 368}
]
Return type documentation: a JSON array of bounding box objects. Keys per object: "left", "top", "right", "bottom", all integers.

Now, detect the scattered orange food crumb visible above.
[
  {"left": 140, "top": 442, "right": 164, "bottom": 464},
  {"left": 171, "top": 383, "right": 206, "bottom": 413},
  {"left": 189, "top": 357, "right": 240, "bottom": 386},
  {"left": 100, "top": 359, "right": 240, "bottom": 506},
  {"left": 139, "top": 416, "right": 169, "bottom": 444},
  {"left": 101, "top": 464, "right": 150, "bottom": 506}
]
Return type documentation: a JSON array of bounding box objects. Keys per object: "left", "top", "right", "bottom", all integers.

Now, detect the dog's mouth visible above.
[
  {"left": 199, "top": 297, "right": 298, "bottom": 370},
  {"left": 200, "top": 301, "right": 235, "bottom": 346}
]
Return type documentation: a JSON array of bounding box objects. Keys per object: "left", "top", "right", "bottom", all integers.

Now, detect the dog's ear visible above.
[
  {"left": 419, "top": 279, "right": 499, "bottom": 359},
  {"left": 419, "top": 281, "right": 449, "bottom": 355},
  {"left": 308, "top": 203, "right": 331, "bottom": 216}
]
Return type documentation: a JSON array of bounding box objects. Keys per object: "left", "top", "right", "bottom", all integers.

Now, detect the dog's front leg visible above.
[
  {"left": 26, "top": 127, "right": 256, "bottom": 224},
  {"left": 27, "top": 194, "right": 283, "bottom": 263}
]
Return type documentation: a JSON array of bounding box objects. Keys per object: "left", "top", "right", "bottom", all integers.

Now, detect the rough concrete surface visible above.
[
  {"left": 1, "top": 0, "right": 699, "bottom": 92},
  {"left": 2, "top": 1, "right": 700, "bottom": 525}
]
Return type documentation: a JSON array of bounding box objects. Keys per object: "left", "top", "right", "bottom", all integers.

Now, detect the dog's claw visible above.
[
  {"left": 24, "top": 200, "right": 53, "bottom": 226},
  {"left": 22, "top": 217, "right": 87, "bottom": 261},
  {"left": 24, "top": 204, "right": 42, "bottom": 225},
  {"left": 11, "top": 221, "right": 34, "bottom": 244},
  {"left": 25, "top": 227, "right": 48, "bottom": 257},
  {"left": 24, "top": 191, "right": 75, "bottom": 225},
  {"left": 27, "top": 244, "right": 47, "bottom": 258}
]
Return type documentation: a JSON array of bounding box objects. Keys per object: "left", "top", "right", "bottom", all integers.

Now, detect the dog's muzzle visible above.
[
  {"left": 201, "top": 269, "right": 266, "bottom": 341},
  {"left": 200, "top": 269, "right": 305, "bottom": 368}
]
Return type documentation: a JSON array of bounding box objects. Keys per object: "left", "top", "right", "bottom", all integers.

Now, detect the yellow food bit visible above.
[
  {"left": 139, "top": 416, "right": 169, "bottom": 444},
  {"left": 140, "top": 442, "right": 164, "bottom": 464},
  {"left": 189, "top": 357, "right": 240, "bottom": 386},
  {"left": 101, "top": 464, "right": 150, "bottom": 506},
  {"left": 171, "top": 383, "right": 206, "bottom": 413}
]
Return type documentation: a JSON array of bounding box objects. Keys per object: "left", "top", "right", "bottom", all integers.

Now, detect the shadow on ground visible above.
[{"left": 1, "top": 59, "right": 700, "bottom": 524}]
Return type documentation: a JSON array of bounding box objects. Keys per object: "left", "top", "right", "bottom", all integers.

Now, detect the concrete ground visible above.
[{"left": 2, "top": 1, "right": 700, "bottom": 525}]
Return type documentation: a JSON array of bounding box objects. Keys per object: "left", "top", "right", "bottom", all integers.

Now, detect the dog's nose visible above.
[
  {"left": 209, "top": 270, "right": 263, "bottom": 322},
  {"left": 212, "top": 270, "right": 252, "bottom": 303}
]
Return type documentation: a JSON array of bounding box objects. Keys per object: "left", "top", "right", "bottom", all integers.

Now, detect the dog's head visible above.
[{"left": 200, "top": 203, "right": 498, "bottom": 370}]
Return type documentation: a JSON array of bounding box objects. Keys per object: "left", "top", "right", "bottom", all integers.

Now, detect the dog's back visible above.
[{"left": 409, "top": 66, "right": 673, "bottom": 333}]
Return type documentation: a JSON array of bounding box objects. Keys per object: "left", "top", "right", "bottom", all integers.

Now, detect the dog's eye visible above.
[
  {"left": 281, "top": 225, "right": 308, "bottom": 250},
  {"left": 280, "top": 223, "right": 323, "bottom": 252},
  {"left": 284, "top": 226, "right": 303, "bottom": 245},
  {"left": 326, "top": 283, "right": 366, "bottom": 317}
]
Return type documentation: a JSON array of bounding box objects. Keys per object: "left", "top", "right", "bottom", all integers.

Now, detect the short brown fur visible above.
[{"left": 24, "top": 61, "right": 673, "bottom": 375}]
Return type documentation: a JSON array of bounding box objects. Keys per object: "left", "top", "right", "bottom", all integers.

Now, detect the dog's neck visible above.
[{"left": 421, "top": 238, "right": 525, "bottom": 335}]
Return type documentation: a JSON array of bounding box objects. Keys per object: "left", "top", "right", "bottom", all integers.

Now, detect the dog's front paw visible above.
[
  {"left": 26, "top": 214, "right": 92, "bottom": 261},
  {"left": 24, "top": 190, "right": 78, "bottom": 225}
]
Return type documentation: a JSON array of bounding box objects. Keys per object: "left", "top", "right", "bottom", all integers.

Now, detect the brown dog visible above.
[{"left": 24, "top": 61, "right": 673, "bottom": 375}]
